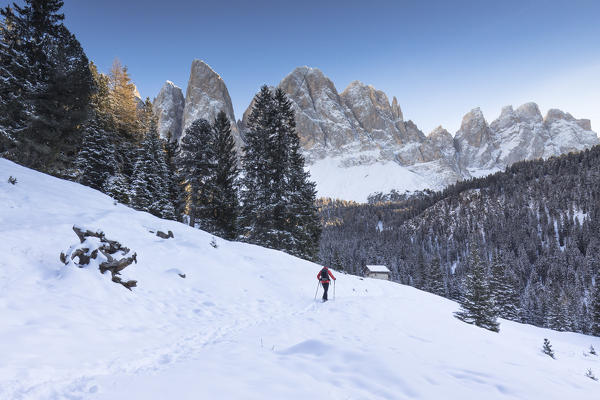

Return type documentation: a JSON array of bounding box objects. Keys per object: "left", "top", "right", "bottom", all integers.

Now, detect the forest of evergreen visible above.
[{"left": 319, "top": 147, "right": 600, "bottom": 334}]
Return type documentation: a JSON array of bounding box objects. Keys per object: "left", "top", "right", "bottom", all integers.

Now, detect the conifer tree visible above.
[
  {"left": 489, "top": 253, "right": 520, "bottom": 320},
  {"left": 239, "top": 86, "right": 276, "bottom": 244},
  {"left": 130, "top": 119, "right": 175, "bottom": 219},
  {"left": 427, "top": 257, "right": 446, "bottom": 296},
  {"left": 108, "top": 58, "right": 140, "bottom": 140},
  {"left": 274, "top": 88, "right": 321, "bottom": 259},
  {"left": 0, "top": 0, "right": 93, "bottom": 171},
  {"left": 239, "top": 86, "right": 321, "bottom": 259},
  {"left": 104, "top": 174, "right": 130, "bottom": 205},
  {"left": 455, "top": 247, "right": 500, "bottom": 332},
  {"left": 542, "top": 338, "right": 555, "bottom": 359},
  {"left": 75, "top": 114, "right": 116, "bottom": 191},
  {"left": 164, "top": 131, "right": 184, "bottom": 221},
  {"left": 211, "top": 111, "right": 239, "bottom": 239},
  {"left": 591, "top": 278, "right": 600, "bottom": 336},
  {"left": 176, "top": 119, "right": 215, "bottom": 228}
]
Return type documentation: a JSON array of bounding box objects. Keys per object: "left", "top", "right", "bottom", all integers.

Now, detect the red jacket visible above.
[{"left": 317, "top": 267, "right": 336, "bottom": 283}]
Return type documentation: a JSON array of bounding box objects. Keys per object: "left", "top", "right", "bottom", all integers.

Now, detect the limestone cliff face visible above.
[
  {"left": 152, "top": 81, "right": 184, "bottom": 142},
  {"left": 157, "top": 62, "right": 598, "bottom": 200},
  {"left": 276, "top": 66, "right": 361, "bottom": 158},
  {"left": 181, "top": 60, "right": 241, "bottom": 147}
]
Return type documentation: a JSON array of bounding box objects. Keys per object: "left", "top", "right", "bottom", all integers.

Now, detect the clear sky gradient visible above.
[{"left": 54, "top": 0, "right": 600, "bottom": 133}]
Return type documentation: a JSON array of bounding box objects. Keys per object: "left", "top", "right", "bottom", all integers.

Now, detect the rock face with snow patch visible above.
[
  {"left": 181, "top": 60, "right": 241, "bottom": 146},
  {"left": 159, "top": 62, "right": 598, "bottom": 201},
  {"left": 153, "top": 81, "right": 185, "bottom": 142},
  {"left": 240, "top": 66, "right": 598, "bottom": 200}
]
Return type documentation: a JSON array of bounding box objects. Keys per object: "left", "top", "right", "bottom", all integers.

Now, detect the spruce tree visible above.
[
  {"left": 176, "top": 119, "right": 215, "bottom": 228},
  {"left": 275, "top": 88, "right": 321, "bottom": 259},
  {"left": 489, "top": 252, "right": 520, "bottom": 320},
  {"left": 211, "top": 111, "right": 239, "bottom": 239},
  {"left": 239, "top": 86, "right": 276, "bottom": 244},
  {"left": 542, "top": 338, "right": 555, "bottom": 359},
  {"left": 0, "top": 6, "right": 28, "bottom": 155},
  {"left": 164, "top": 131, "right": 184, "bottom": 221},
  {"left": 455, "top": 247, "right": 500, "bottom": 332},
  {"left": 130, "top": 119, "right": 175, "bottom": 219},
  {"left": 0, "top": 0, "right": 93, "bottom": 171},
  {"left": 427, "top": 257, "right": 446, "bottom": 296},
  {"left": 75, "top": 114, "right": 116, "bottom": 191},
  {"left": 591, "top": 278, "right": 600, "bottom": 336}
]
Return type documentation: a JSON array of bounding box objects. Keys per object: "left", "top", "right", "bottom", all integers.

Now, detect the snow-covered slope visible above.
[{"left": 1, "top": 158, "right": 600, "bottom": 399}]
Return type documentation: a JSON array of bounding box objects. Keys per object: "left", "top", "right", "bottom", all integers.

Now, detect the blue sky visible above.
[{"left": 57, "top": 0, "right": 600, "bottom": 133}]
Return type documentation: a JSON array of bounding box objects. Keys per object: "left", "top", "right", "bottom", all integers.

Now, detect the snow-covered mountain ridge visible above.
[
  {"left": 1, "top": 158, "right": 600, "bottom": 399},
  {"left": 154, "top": 62, "right": 597, "bottom": 202}
]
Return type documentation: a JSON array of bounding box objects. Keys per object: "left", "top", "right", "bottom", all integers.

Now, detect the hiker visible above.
[{"left": 317, "top": 266, "right": 336, "bottom": 301}]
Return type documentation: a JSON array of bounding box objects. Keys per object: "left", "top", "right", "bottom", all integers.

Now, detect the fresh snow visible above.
[
  {"left": 1, "top": 158, "right": 600, "bottom": 399},
  {"left": 307, "top": 156, "right": 435, "bottom": 202}
]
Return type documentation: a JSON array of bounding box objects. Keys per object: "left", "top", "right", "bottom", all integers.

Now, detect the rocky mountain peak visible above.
[
  {"left": 181, "top": 59, "right": 240, "bottom": 145},
  {"left": 490, "top": 105, "right": 517, "bottom": 131},
  {"left": 515, "top": 102, "right": 543, "bottom": 123},
  {"left": 429, "top": 125, "right": 451, "bottom": 139},
  {"left": 152, "top": 80, "right": 185, "bottom": 142},
  {"left": 457, "top": 108, "right": 490, "bottom": 145},
  {"left": 391, "top": 96, "right": 403, "bottom": 121}
]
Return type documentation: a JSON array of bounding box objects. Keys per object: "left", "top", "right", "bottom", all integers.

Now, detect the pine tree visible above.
[
  {"left": 276, "top": 88, "right": 321, "bottom": 259},
  {"left": 0, "top": 6, "right": 28, "bottom": 155},
  {"left": 239, "top": 86, "right": 276, "bottom": 244},
  {"left": 455, "top": 247, "right": 500, "bottom": 332},
  {"left": 176, "top": 119, "right": 215, "bottom": 228},
  {"left": 211, "top": 111, "right": 239, "bottom": 239},
  {"left": 489, "top": 252, "right": 520, "bottom": 320},
  {"left": 591, "top": 278, "right": 600, "bottom": 336},
  {"left": 104, "top": 174, "right": 130, "bottom": 205},
  {"left": 75, "top": 114, "right": 116, "bottom": 191},
  {"left": 542, "top": 338, "right": 555, "bottom": 359},
  {"left": 130, "top": 119, "right": 175, "bottom": 219},
  {"left": 239, "top": 86, "right": 321, "bottom": 259},
  {"left": 164, "top": 131, "right": 183, "bottom": 221},
  {"left": 108, "top": 58, "right": 140, "bottom": 140},
  {"left": 0, "top": 0, "right": 93, "bottom": 172},
  {"left": 427, "top": 257, "right": 446, "bottom": 296}
]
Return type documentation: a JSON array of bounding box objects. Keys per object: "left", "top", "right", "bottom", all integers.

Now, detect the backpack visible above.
[{"left": 320, "top": 268, "right": 329, "bottom": 281}]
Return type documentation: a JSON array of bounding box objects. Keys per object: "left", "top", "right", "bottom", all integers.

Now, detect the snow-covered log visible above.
[{"left": 60, "top": 225, "right": 138, "bottom": 290}]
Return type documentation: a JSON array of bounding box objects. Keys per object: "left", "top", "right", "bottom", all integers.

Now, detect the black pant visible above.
[{"left": 322, "top": 282, "right": 329, "bottom": 300}]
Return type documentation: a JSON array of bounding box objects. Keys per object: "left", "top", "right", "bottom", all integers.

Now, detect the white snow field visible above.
[{"left": 1, "top": 158, "right": 600, "bottom": 400}]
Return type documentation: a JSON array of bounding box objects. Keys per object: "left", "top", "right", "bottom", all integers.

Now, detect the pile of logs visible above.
[{"left": 60, "top": 226, "right": 138, "bottom": 290}]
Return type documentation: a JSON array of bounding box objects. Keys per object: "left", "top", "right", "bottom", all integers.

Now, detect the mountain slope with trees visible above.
[{"left": 319, "top": 146, "right": 600, "bottom": 334}]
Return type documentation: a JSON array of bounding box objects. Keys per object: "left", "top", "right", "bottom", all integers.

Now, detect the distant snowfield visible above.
[
  {"left": 307, "top": 157, "right": 435, "bottom": 202},
  {"left": 1, "top": 158, "right": 600, "bottom": 400}
]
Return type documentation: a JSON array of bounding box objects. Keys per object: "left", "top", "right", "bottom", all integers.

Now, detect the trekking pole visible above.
[
  {"left": 314, "top": 281, "right": 320, "bottom": 300},
  {"left": 334, "top": 279, "right": 336, "bottom": 300}
]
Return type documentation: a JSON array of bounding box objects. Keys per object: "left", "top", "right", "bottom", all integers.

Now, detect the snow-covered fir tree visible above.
[
  {"left": 239, "top": 86, "right": 277, "bottom": 245},
  {"left": 489, "top": 253, "right": 520, "bottom": 320},
  {"left": 0, "top": 0, "right": 93, "bottom": 172},
  {"left": 176, "top": 119, "right": 215, "bottom": 228},
  {"left": 164, "top": 130, "right": 184, "bottom": 222},
  {"left": 211, "top": 111, "right": 239, "bottom": 240},
  {"left": 75, "top": 114, "right": 116, "bottom": 191},
  {"left": 239, "top": 86, "right": 321, "bottom": 260},
  {"left": 130, "top": 119, "right": 175, "bottom": 219},
  {"left": 542, "top": 338, "right": 555, "bottom": 358},
  {"left": 455, "top": 247, "right": 500, "bottom": 332},
  {"left": 591, "top": 277, "right": 600, "bottom": 336},
  {"left": 273, "top": 88, "right": 321, "bottom": 259},
  {"left": 426, "top": 257, "right": 446, "bottom": 296}
]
